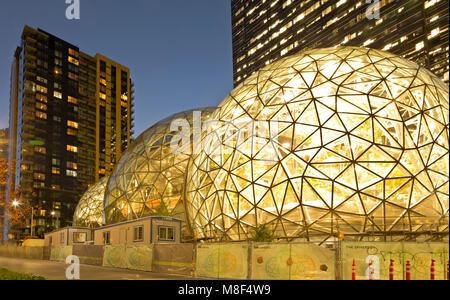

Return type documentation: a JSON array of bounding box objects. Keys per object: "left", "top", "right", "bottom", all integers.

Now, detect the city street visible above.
[{"left": 0, "top": 257, "right": 192, "bottom": 280}]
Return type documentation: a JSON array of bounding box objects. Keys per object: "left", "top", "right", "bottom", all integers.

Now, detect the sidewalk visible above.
[{"left": 0, "top": 256, "right": 193, "bottom": 280}]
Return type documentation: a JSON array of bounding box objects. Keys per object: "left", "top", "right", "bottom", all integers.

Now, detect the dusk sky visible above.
[{"left": 0, "top": 0, "right": 233, "bottom": 137}]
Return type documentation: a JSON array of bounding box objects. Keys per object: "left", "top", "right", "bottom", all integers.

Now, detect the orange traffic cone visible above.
[
  {"left": 352, "top": 259, "right": 356, "bottom": 280},
  {"left": 430, "top": 259, "right": 435, "bottom": 281},
  {"left": 405, "top": 261, "right": 411, "bottom": 281},
  {"left": 389, "top": 259, "right": 394, "bottom": 281}
]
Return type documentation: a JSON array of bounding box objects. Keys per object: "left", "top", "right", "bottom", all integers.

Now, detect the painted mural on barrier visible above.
[
  {"left": 342, "top": 242, "right": 449, "bottom": 280},
  {"left": 125, "top": 245, "right": 153, "bottom": 271},
  {"left": 102, "top": 245, "right": 126, "bottom": 268},
  {"left": 195, "top": 243, "right": 248, "bottom": 279},
  {"left": 50, "top": 246, "right": 73, "bottom": 262},
  {"left": 252, "top": 243, "right": 335, "bottom": 280},
  {"left": 102, "top": 245, "right": 153, "bottom": 271}
]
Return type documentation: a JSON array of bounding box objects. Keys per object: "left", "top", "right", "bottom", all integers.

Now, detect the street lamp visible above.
[{"left": 12, "top": 200, "right": 34, "bottom": 237}]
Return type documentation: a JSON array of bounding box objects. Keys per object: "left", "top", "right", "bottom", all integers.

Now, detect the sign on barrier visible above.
[
  {"left": 50, "top": 246, "right": 73, "bottom": 262},
  {"left": 403, "top": 243, "right": 449, "bottom": 280},
  {"left": 125, "top": 245, "right": 153, "bottom": 271},
  {"left": 195, "top": 243, "right": 248, "bottom": 279},
  {"left": 102, "top": 245, "right": 126, "bottom": 268},
  {"left": 251, "top": 243, "right": 335, "bottom": 280},
  {"left": 341, "top": 242, "right": 449, "bottom": 280}
]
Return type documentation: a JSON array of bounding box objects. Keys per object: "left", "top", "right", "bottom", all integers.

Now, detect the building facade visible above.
[
  {"left": 7, "top": 26, "right": 134, "bottom": 239},
  {"left": 231, "top": 0, "right": 449, "bottom": 87}
]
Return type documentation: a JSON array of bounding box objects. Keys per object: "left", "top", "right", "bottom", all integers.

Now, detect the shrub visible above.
[{"left": 0, "top": 268, "right": 45, "bottom": 280}]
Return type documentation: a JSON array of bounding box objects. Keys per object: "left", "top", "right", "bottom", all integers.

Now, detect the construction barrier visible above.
[
  {"left": 102, "top": 245, "right": 153, "bottom": 271},
  {"left": 49, "top": 246, "right": 73, "bottom": 262},
  {"left": 72, "top": 245, "right": 105, "bottom": 266},
  {"left": 102, "top": 245, "right": 127, "bottom": 268},
  {"left": 152, "top": 243, "right": 194, "bottom": 276},
  {"left": 125, "top": 245, "right": 153, "bottom": 271},
  {"left": 403, "top": 242, "right": 449, "bottom": 280},
  {"left": 341, "top": 242, "right": 449, "bottom": 280},
  {"left": 195, "top": 243, "right": 249, "bottom": 279},
  {"left": 251, "top": 243, "right": 335, "bottom": 280},
  {"left": 0, "top": 244, "right": 44, "bottom": 260}
]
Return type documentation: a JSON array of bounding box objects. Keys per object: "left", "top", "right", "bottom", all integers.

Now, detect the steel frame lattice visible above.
[
  {"left": 185, "top": 47, "right": 449, "bottom": 242},
  {"left": 104, "top": 108, "right": 216, "bottom": 225},
  {"left": 73, "top": 176, "right": 109, "bottom": 228}
]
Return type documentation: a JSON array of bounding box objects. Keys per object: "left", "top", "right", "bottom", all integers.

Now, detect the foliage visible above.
[
  {"left": 0, "top": 159, "right": 37, "bottom": 227},
  {"left": 249, "top": 224, "right": 274, "bottom": 242},
  {"left": 151, "top": 199, "right": 172, "bottom": 217},
  {"left": 0, "top": 267, "right": 46, "bottom": 280}
]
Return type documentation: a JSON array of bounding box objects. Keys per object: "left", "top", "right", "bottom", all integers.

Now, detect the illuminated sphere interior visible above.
[
  {"left": 105, "top": 108, "right": 216, "bottom": 225},
  {"left": 73, "top": 176, "right": 109, "bottom": 228},
  {"left": 185, "top": 47, "right": 449, "bottom": 241}
]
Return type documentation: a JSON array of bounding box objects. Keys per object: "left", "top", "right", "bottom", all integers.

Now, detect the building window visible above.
[
  {"left": 34, "top": 146, "right": 46, "bottom": 154},
  {"left": 36, "top": 94, "right": 48, "bottom": 103},
  {"left": 36, "top": 85, "right": 47, "bottom": 94},
  {"left": 66, "top": 170, "right": 78, "bottom": 177},
  {"left": 35, "top": 111, "right": 47, "bottom": 120},
  {"left": 54, "top": 82, "right": 62, "bottom": 90},
  {"left": 68, "top": 48, "right": 79, "bottom": 58},
  {"left": 36, "top": 76, "right": 48, "bottom": 84},
  {"left": 67, "top": 121, "right": 79, "bottom": 128},
  {"left": 67, "top": 161, "right": 78, "bottom": 170},
  {"left": 67, "top": 145, "right": 78, "bottom": 153},
  {"left": 36, "top": 103, "right": 47, "bottom": 111},
  {"left": 60, "top": 232, "right": 65, "bottom": 244},
  {"left": 158, "top": 226, "right": 174, "bottom": 241},
  {"left": 133, "top": 226, "right": 144, "bottom": 242},
  {"left": 68, "top": 96, "right": 78, "bottom": 104},
  {"left": 103, "top": 232, "right": 111, "bottom": 245},
  {"left": 67, "top": 128, "right": 77, "bottom": 136},
  {"left": 68, "top": 56, "right": 79, "bottom": 66},
  {"left": 52, "top": 167, "right": 61, "bottom": 175},
  {"left": 73, "top": 232, "right": 87, "bottom": 243},
  {"left": 54, "top": 91, "right": 63, "bottom": 99}
]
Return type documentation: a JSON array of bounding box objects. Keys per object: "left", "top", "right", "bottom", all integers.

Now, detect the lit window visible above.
[
  {"left": 34, "top": 146, "right": 46, "bottom": 154},
  {"left": 68, "top": 56, "right": 79, "bottom": 66},
  {"left": 159, "top": 226, "right": 174, "bottom": 241},
  {"left": 34, "top": 173, "right": 45, "bottom": 181},
  {"left": 99, "top": 93, "right": 107, "bottom": 100},
  {"left": 52, "top": 167, "right": 61, "bottom": 175},
  {"left": 416, "top": 41, "right": 425, "bottom": 51},
  {"left": 36, "top": 103, "right": 47, "bottom": 111},
  {"left": 68, "top": 48, "right": 79, "bottom": 58},
  {"left": 68, "top": 96, "right": 78, "bottom": 104},
  {"left": 54, "top": 67, "right": 63, "bottom": 75},
  {"left": 67, "top": 121, "right": 79, "bottom": 129},
  {"left": 68, "top": 72, "right": 78, "bottom": 81},
  {"left": 54, "top": 91, "right": 63, "bottom": 99},
  {"left": 67, "top": 161, "right": 78, "bottom": 170},
  {"left": 67, "top": 128, "right": 77, "bottom": 136},
  {"left": 36, "top": 85, "right": 47, "bottom": 94},
  {"left": 67, "top": 145, "right": 78, "bottom": 153},
  {"left": 36, "top": 94, "right": 48, "bottom": 103},
  {"left": 66, "top": 170, "right": 78, "bottom": 177},
  {"left": 36, "top": 111, "right": 47, "bottom": 120}
]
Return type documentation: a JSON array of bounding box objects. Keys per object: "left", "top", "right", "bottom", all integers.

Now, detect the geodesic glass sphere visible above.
[
  {"left": 104, "top": 108, "right": 216, "bottom": 225},
  {"left": 185, "top": 47, "right": 449, "bottom": 241},
  {"left": 73, "top": 176, "right": 109, "bottom": 228}
]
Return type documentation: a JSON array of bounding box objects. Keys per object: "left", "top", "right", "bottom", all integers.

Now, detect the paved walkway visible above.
[{"left": 0, "top": 256, "right": 192, "bottom": 280}]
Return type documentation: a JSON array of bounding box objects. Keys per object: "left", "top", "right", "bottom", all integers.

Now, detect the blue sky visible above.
[{"left": 0, "top": 0, "right": 233, "bottom": 137}]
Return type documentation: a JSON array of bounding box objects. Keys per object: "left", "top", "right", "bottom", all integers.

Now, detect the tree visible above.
[
  {"left": 0, "top": 159, "right": 35, "bottom": 231},
  {"left": 249, "top": 224, "right": 275, "bottom": 243}
]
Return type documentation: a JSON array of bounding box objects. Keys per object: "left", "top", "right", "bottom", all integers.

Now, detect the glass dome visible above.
[
  {"left": 73, "top": 176, "right": 109, "bottom": 228},
  {"left": 185, "top": 47, "right": 449, "bottom": 241},
  {"left": 104, "top": 107, "right": 216, "bottom": 226}
]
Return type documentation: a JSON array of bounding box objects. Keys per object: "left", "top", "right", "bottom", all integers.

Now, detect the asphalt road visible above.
[{"left": 0, "top": 256, "right": 193, "bottom": 280}]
